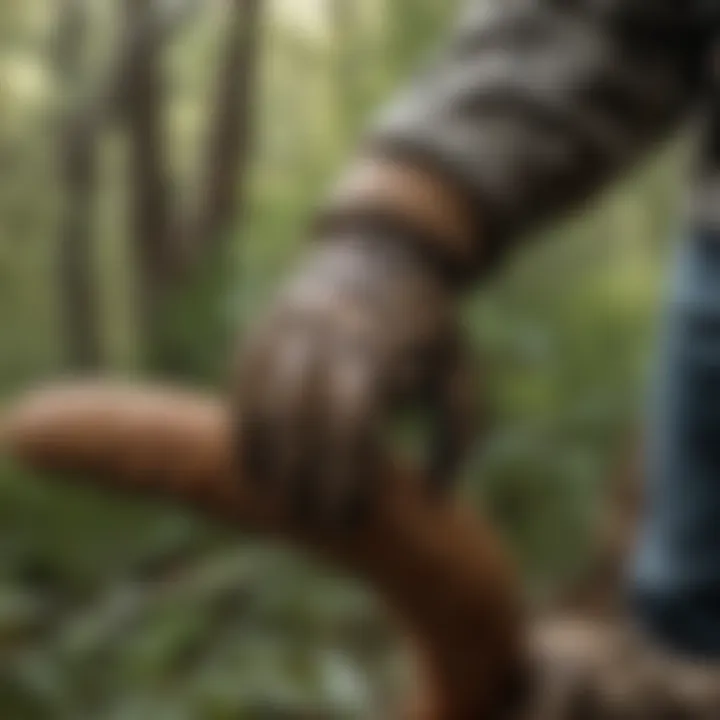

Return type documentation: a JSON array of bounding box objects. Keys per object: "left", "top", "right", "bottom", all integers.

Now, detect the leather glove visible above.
[{"left": 233, "top": 230, "right": 476, "bottom": 524}]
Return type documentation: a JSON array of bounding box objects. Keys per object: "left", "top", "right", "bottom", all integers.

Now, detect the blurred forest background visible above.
[{"left": 0, "top": 0, "right": 686, "bottom": 717}]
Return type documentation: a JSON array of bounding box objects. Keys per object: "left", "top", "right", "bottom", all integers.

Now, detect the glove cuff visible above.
[{"left": 316, "top": 156, "right": 486, "bottom": 290}]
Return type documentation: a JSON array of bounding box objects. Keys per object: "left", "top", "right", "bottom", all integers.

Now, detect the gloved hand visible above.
[{"left": 233, "top": 230, "right": 477, "bottom": 524}]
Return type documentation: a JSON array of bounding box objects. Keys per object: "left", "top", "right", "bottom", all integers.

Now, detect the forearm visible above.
[{"left": 321, "top": 0, "right": 706, "bottom": 287}]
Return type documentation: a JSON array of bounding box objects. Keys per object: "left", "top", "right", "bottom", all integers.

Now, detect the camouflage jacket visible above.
[{"left": 326, "top": 0, "right": 720, "bottom": 285}]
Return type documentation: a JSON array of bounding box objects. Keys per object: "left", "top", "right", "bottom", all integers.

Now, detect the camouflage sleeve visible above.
[{"left": 321, "top": 0, "right": 710, "bottom": 285}]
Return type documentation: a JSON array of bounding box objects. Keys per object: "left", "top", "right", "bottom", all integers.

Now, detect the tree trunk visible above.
[
  {"left": 56, "top": 0, "right": 103, "bottom": 371},
  {"left": 189, "top": 0, "right": 262, "bottom": 258},
  {"left": 331, "top": 0, "right": 362, "bottom": 144},
  {"left": 120, "top": 0, "right": 262, "bottom": 375},
  {"left": 123, "top": 0, "right": 174, "bottom": 356},
  {"left": 143, "top": 0, "right": 264, "bottom": 378}
]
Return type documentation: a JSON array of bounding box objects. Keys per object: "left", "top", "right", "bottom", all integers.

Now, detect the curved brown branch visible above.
[{"left": 1, "top": 383, "right": 525, "bottom": 719}]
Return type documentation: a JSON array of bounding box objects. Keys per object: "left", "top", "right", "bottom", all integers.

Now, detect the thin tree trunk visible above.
[
  {"left": 187, "top": 0, "right": 263, "bottom": 264},
  {"left": 56, "top": 0, "right": 103, "bottom": 371},
  {"left": 122, "top": 0, "right": 175, "bottom": 354},
  {"left": 331, "top": 0, "right": 361, "bottom": 143},
  {"left": 75, "top": 0, "right": 199, "bottom": 137},
  {"left": 120, "top": 0, "right": 262, "bottom": 371},
  {"left": 142, "top": 0, "right": 264, "bottom": 378}
]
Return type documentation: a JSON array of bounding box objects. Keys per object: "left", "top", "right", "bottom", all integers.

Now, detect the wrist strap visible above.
[
  {"left": 315, "top": 210, "right": 475, "bottom": 289},
  {"left": 317, "top": 156, "right": 494, "bottom": 289}
]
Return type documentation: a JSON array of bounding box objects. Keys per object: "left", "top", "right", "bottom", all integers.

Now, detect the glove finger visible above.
[
  {"left": 426, "top": 336, "right": 479, "bottom": 494},
  {"left": 320, "top": 350, "right": 382, "bottom": 527},
  {"left": 234, "top": 328, "right": 279, "bottom": 487},
  {"left": 262, "top": 328, "right": 321, "bottom": 497}
]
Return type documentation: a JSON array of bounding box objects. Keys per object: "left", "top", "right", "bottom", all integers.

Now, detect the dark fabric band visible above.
[{"left": 315, "top": 207, "right": 489, "bottom": 290}]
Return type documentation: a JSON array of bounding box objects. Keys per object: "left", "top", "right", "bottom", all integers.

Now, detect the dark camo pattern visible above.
[{"left": 367, "top": 0, "right": 712, "bottom": 276}]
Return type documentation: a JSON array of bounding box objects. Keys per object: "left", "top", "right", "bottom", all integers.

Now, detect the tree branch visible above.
[{"left": 1, "top": 382, "right": 524, "bottom": 719}]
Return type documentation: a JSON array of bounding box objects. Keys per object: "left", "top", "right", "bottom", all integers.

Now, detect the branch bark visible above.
[{"left": 1, "top": 382, "right": 525, "bottom": 720}]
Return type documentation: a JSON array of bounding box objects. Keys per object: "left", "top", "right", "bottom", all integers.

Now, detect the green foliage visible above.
[{"left": 0, "top": 0, "right": 685, "bottom": 716}]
